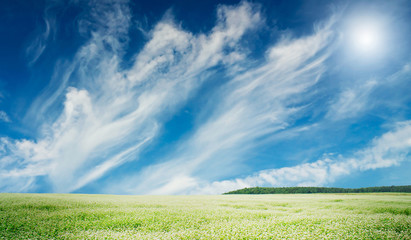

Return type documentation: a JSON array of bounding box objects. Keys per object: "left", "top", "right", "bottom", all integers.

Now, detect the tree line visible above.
[{"left": 224, "top": 185, "right": 411, "bottom": 194}]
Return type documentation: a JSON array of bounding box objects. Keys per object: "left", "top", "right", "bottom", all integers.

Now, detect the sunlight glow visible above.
[
  {"left": 356, "top": 29, "right": 378, "bottom": 48},
  {"left": 351, "top": 25, "right": 380, "bottom": 53},
  {"left": 345, "top": 14, "right": 387, "bottom": 57}
]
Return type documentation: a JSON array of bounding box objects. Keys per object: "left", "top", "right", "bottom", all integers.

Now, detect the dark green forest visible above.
[{"left": 224, "top": 185, "right": 411, "bottom": 194}]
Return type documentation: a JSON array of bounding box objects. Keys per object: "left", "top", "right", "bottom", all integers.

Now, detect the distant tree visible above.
[{"left": 223, "top": 185, "right": 411, "bottom": 194}]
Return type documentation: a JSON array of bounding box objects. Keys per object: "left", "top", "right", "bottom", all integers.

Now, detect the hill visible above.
[{"left": 224, "top": 185, "right": 411, "bottom": 194}]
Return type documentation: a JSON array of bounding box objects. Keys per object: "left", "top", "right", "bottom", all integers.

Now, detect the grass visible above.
[{"left": 0, "top": 193, "right": 410, "bottom": 239}]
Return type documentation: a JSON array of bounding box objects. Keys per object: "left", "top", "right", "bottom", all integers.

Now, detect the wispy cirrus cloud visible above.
[
  {"left": 196, "top": 120, "right": 411, "bottom": 194},
  {"left": 2, "top": 1, "right": 409, "bottom": 195},
  {"left": 326, "top": 79, "right": 377, "bottom": 120},
  {"left": 109, "top": 11, "right": 411, "bottom": 195},
  {"left": 114, "top": 15, "right": 338, "bottom": 195},
  {"left": 25, "top": 0, "right": 60, "bottom": 66},
  {"left": 326, "top": 62, "right": 411, "bottom": 121},
  {"left": 0, "top": 1, "right": 262, "bottom": 193},
  {"left": 0, "top": 111, "right": 10, "bottom": 123}
]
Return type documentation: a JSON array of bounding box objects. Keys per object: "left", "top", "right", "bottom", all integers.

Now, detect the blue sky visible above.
[{"left": 0, "top": 0, "right": 410, "bottom": 194}]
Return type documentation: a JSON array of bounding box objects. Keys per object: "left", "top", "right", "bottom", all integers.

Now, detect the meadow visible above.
[{"left": 0, "top": 193, "right": 410, "bottom": 239}]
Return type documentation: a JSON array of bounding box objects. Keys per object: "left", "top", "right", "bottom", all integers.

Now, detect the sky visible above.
[{"left": 0, "top": 0, "right": 410, "bottom": 195}]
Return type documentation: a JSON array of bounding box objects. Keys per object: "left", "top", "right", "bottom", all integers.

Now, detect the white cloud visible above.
[
  {"left": 327, "top": 62, "right": 411, "bottom": 122},
  {"left": 194, "top": 120, "right": 411, "bottom": 194},
  {"left": 327, "top": 80, "right": 377, "bottom": 120},
  {"left": 26, "top": 30, "right": 48, "bottom": 66},
  {"left": 113, "top": 120, "right": 410, "bottom": 195},
  {"left": 117, "top": 14, "right": 337, "bottom": 195},
  {"left": 25, "top": 0, "right": 60, "bottom": 66},
  {"left": 5, "top": 1, "right": 407, "bottom": 195},
  {"left": 1, "top": 1, "right": 262, "bottom": 193},
  {"left": 0, "top": 111, "right": 11, "bottom": 123}
]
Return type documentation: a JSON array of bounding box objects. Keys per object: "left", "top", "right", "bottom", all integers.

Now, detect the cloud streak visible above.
[
  {"left": 115, "top": 14, "right": 338, "bottom": 195},
  {"left": 196, "top": 120, "right": 411, "bottom": 194},
  {"left": 0, "top": 1, "right": 262, "bottom": 193},
  {"left": 25, "top": 0, "right": 59, "bottom": 66},
  {"left": 0, "top": 111, "right": 10, "bottom": 123},
  {"left": 327, "top": 80, "right": 377, "bottom": 120},
  {"left": 1, "top": 1, "right": 409, "bottom": 195}
]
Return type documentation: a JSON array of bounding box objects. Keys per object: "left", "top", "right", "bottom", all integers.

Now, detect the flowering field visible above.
[{"left": 0, "top": 193, "right": 410, "bottom": 239}]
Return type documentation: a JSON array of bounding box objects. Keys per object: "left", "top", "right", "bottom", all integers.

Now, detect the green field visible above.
[{"left": 0, "top": 193, "right": 410, "bottom": 239}]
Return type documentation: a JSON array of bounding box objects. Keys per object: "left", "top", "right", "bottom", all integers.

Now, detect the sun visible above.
[
  {"left": 344, "top": 13, "right": 388, "bottom": 58},
  {"left": 355, "top": 28, "right": 378, "bottom": 49},
  {"left": 349, "top": 24, "right": 381, "bottom": 53}
]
